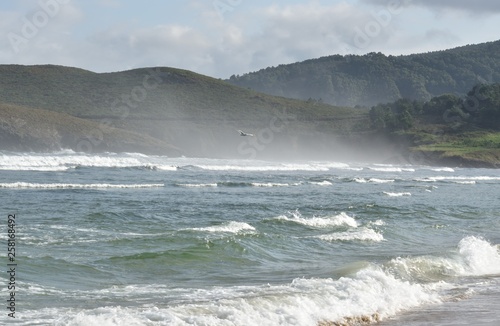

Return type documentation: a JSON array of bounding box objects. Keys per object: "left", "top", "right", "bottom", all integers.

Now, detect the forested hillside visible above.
[
  {"left": 368, "top": 83, "right": 500, "bottom": 167},
  {"left": 228, "top": 40, "right": 500, "bottom": 107}
]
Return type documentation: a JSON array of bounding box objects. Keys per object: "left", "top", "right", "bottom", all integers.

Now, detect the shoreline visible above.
[{"left": 379, "top": 277, "right": 500, "bottom": 326}]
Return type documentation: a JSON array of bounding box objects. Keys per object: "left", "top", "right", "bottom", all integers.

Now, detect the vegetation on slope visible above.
[
  {"left": 0, "top": 102, "right": 180, "bottom": 154},
  {"left": 0, "top": 65, "right": 368, "bottom": 157},
  {"left": 227, "top": 40, "right": 500, "bottom": 107},
  {"left": 369, "top": 83, "right": 500, "bottom": 167}
]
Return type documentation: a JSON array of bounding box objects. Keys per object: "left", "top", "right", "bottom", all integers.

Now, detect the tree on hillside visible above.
[
  {"left": 369, "top": 83, "right": 500, "bottom": 132},
  {"left": 369, "top": 98, "right": 418, "bottom": 131},
  {"left": 467, "top": 84, "right": 500, "bottom": 129},
  {"left": 423, "top": 94, "right": 463, "bottom": 116}
]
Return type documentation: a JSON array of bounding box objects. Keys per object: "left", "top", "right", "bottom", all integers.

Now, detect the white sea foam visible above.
[
  {"left": 369, "top": 219, "right": 386, "bottom": 226},
  {"left": 0, "top": 182, "right": 164, "bottom": 189},
  {"left": 187, "top": 221, "right": 256, "bottom": 234},
  {"left": 195, "top": 164, "right": 331, "bottom": 172},
  {"left": 0, "top": 165, "right": 72, "bottom": 171},
  {"left": 0, "top": 153, "right": 357, "bottom": 173},
  {"left": 49, "top": 264, "right": 438, "bottom": 326},
  {"left": 309, "top": 180, "right": 333, "bottom": 186},
  {"left": 177, "top": 183, "right": 218, "bottom": 188},
  {"left": 353, "top": 178, "right": 395, "bottom": 184},
  {"left": 0, "top": 153, "right": 143, "bottom": 170},
  {"left": 387, "top": 236, "right": 500, "bottom": 282},
  {"left": 369, "top": 165, "right": 415, "bottom": 172},
  {"left": 194, "top": 161, "right": 350, "bottom": 172},
  {"left": 370, "top": 178, "right": 395, "bottom": 183},
  {"left": 457, "top": 236, "right": 500, "bottom": 276},
  {"left": 454, "top": 180, "right": 476, "bottom": 185},
  {"left": 316, "top": 228, "right": 384, "bottom": 242},
  {"left": 0, "top": 152, "right": 180, "bottom": 172},
  {"left": 431, "top": 167, "right": 455, "bottom": 172},
  {"left": 251, "top": 182, "right": 294, "bottom": 187},
  {"left": 416, "top": 176, "right": 500, "bottom": 183},
  {"left": 275, "top": 211, "right": 358, "bottom": 228},
  {"left": 143, "top": 164, "right": 178, "bottom": 171},
  {"left": 383, "top": 191, "right": 412, "bottom": 197}
]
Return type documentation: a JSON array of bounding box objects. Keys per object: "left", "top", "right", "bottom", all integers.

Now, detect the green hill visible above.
[
  {"left": 227, "top": 40, "right": 500, "bottom": 107},
  {"left": 0, "top": 65, "right": 369, "bottom": 158},
  {"left": 0, "top": 102, "right": 181, "bottom": 155}
]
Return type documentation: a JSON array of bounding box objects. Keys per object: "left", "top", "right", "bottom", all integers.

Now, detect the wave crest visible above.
[{"left": 275, "top": 211, "right": 358, "bottom": 228}]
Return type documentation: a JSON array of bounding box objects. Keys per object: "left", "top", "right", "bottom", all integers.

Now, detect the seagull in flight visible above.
[{"left": 238, "top": 130, "right": 254, "bottom": 137}]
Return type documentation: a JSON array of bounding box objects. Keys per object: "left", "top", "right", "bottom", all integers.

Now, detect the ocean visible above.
[{"left": 1, "top": 151, "right": 499, "bottom": 325}]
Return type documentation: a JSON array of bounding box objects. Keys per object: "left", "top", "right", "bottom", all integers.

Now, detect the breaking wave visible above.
[
  {"left": 273, "top": 211, "right": 359, "bottom": 228},
  {"left": 0, "top": 182, "right": 164, "bottom": 189},
  {"left": 184, "top": 221, "right": 256, "bottom": 234}
]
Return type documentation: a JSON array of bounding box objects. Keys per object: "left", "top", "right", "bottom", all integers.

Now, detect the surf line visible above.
[{"left": 6, "top": 214, "right": 17, "bottom": 318}]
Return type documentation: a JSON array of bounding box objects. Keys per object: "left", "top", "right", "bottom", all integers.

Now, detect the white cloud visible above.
[
  {"left": 362, "top": 0, "right": 500, "bottom": 15},
  {"left": 411, "top": 0, "right": 500, "bottom": 13},
  {"left": 97, "top": 0, "right": 121, "bottom": 8},
  {"left": 220, "top": 2, "right": 406, "bottom": 73},
  {"left": 0, "top": 1, "right": 498, "bottom": 78},
  {"left": 0, "top": 1, "right": 83, "bottom": 64}
]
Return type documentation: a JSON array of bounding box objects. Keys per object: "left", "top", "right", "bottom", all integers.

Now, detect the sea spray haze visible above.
[{"left": 0, "top": 151, "right": 499, "bottom": 325}]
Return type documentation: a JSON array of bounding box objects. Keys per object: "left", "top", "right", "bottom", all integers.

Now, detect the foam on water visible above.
[
  {"left": 0, "top": 152, "right": 178, "bottom": 171},
  {"left": 416, "top": 176, "right": 500, "bottom": 183},
  {"left": 193, "top": 161, "right": 350, "bottom": 172},
  {"left": 251, "top": 182, "right": 296, "bottom": 187},
  {"left": 275, "top": 211, "right": 358, "bottom": 228},
  {"left": 383, "top": 191, "right": 412, "bottom": 197},
  {"left": 0, "top": 182, "right": 164, "bottom": 189},
  {"left": 369, "top": 165, "right": 416, "bottom": 172},
  {"left": 430, "top": 167, "right": 455, "bottom": 172},
  {"left": 42, "top": 265, "right": 438, "bottom": 326},
  {"left": 354, "top": 178, "right": 395, "bottom": 184},
  {"left": 0, "top": 165, "right": 71, "bottom": 171},
  {"left": 454, "top": 180, "right": 476, "bottom": 184},
  {"left": 457, "top": 236, "right": 500, "bottom": 276},
  {"left": 143, "top": 164, "right": 178, "bottom": 171},
  {"left": 195, "top": 164, "right": 330, "bottom": 172},
  {"left": 386, "top": 236, "right": 500, "bottom": 282},
  {"left": 309, "top": 180, "right": 333, "bottom": 186},
  {"left": 176, "top": 183, "right": 218, "bottom": 188},
  {"left": 186, "top": 221, "right": 256, "bottom": 234}
]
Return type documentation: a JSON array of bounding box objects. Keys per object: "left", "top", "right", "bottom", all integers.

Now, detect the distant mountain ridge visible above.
[{"left": 227, "top": 40, "right": 500, "bottom": 107}]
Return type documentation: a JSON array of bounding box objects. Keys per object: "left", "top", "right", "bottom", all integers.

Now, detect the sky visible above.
[{"left": 0, "top": 0, "right": 499, "bottom": 78}]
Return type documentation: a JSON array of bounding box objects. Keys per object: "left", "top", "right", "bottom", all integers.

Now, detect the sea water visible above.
[{"left": 0, "top": 151, "right": 499, "bottom": 325}]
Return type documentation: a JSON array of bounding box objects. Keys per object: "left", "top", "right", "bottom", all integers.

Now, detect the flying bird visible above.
[{"left": 238, "top": 130, "right": 254, "bottom": 137}]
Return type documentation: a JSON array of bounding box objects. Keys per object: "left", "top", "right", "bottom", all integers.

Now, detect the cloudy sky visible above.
[{"left": 1, "top": 0, "right": 499, "bottom": 78}]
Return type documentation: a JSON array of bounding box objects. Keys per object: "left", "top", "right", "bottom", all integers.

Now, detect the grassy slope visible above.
[
  {"left": 0, "top": 102, "right": 180, "bottom": 154},
  {"left": 411, "top": 130, "right": 500, "bottom": 167},
  {"left": 0, "top": 65, "right": 361, "bottom": 119},
  {"left": 0, "top": 65, "right": 369, "bottom": 157}
]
